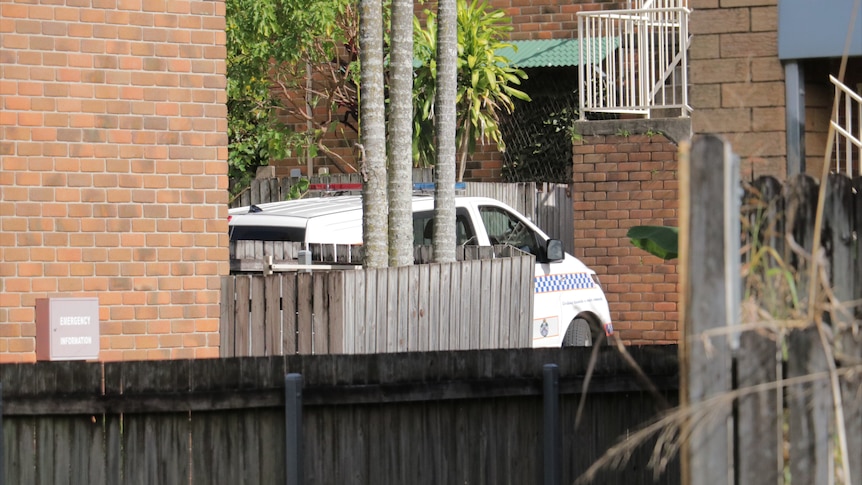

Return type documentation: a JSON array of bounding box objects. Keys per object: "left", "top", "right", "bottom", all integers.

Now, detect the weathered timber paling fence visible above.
[
  {"left": 221, "top": 246, "right": 535, "bottom": 357},
  {"left": 682, "top": 135, "right": 862, "bottom": 485},
  {"left": 230, "top": 241, "right": 365, "bottom": 272},
  {"left": 0, "top": 348, "right": 680, "bottom": 485}
]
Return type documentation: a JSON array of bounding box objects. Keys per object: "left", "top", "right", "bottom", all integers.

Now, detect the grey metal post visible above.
[
  {"left": 785, "top": 60, "right": 806, "bottom": 176},
  {"left": 543, "top": 364, "right": 561, "bottom": 485},
  {"left": 285, "top": 374, "right": 303, "bottom": 485}
]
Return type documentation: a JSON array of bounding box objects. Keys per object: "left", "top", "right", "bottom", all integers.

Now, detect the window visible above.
[
  {"left": 229, "top": 225, "right": 306, "bottom": 242},
  {"left": 413, "top": 209, "right": 477, "bottom": 246},
  {"left": 478, "top": 206, "right": 543, "bottom": 257}
]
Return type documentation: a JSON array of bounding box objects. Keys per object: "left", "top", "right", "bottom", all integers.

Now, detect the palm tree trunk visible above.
[
  {"left": 359, "top": 0, "right": 388, "bottom": 268},
  {"left": 387, "top": 0, "right": 414, "bottom": 267},
  {"left": 432, "top": 0, "right": 458, "bottom": 263}
]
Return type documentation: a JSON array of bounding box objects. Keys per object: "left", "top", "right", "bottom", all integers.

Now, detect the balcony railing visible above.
[
  {"left": 578, "top": 0, "right": 692, "bottom": 119},
  {"left": 831, "top": 75, "right": 862, "bottom": 177}
]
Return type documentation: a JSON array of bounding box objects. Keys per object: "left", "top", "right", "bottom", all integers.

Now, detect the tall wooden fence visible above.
[
  {"left": 220, "top": 246, "right": 535, "bottom": 357},
  {"left": 0, "top": 347, "right": 680, "bottom": 485},
  {"left": 681, "top": 135, "right": 862, "bottom": 484}
]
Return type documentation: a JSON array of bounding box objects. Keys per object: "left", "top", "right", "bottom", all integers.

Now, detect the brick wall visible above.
[
  {"left": 494, "top": 0, "right": 627, "bottom": 40},
  {"left": 0, "top": 0, "right": 229, "bottom": 362},
  {"left": 572, "top": 132, "right": 680, "bottom": 344},
  {"left": 689, "top": 0, "right": 788, "bottom": 178}
]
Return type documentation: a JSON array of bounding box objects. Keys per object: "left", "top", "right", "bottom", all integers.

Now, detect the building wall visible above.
[
  {"left": 0, "top": 0, "right": 229, "bottom": 362},
  {"left": 496, "top": 0, "right": 627, "bottom": 40},
  {"left": 572, "top": 131, "right": 680, "bottom": 345},
  {"left": 688, "top": 0, "right": 789, "bottom": 178},
  {"left": 690, "top": 0, "right": 862, "bottom": 180}
]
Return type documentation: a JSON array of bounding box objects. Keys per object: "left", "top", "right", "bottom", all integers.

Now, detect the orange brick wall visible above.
[
  {"left": 493, "top": 0, "right": 627, "bottom": 40},
  {"left": 572, "top": 133, "right": 680, "bottom": 344},
  {"left": 0, "top": 0, "right": 229, "bottom": 362}
]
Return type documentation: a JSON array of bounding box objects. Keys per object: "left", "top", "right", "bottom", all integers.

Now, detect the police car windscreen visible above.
[{"left": 229, "top": 225, "right": 306, "bottom": 242}]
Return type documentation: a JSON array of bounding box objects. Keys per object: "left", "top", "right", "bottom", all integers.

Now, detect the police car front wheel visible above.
[{"left": 562, "top": 318, "right": 593, "bottom": 347}]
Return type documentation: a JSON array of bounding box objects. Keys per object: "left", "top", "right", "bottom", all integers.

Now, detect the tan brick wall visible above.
[
  {"left": 0, "top": 0, "right": 229, "bottom": 362},
  {"left": 689, "top": 0, "right": 788, "bottom": 178},
  {"left": 572, "top": 133, "right": 679, "bottom": 344}
]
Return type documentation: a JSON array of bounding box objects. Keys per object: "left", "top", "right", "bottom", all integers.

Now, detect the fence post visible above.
[
  {"left": 543, "top": 364, "right": 560, "bottom": 485},
  {"left": 736, "top": 177, "right": 783, "bottom": 485},
  {"left": 679, "top": 135, "right": 738, "bottom": 485},
  {"left": 285, "top": 373, "right": 303, "bottom": 485}
]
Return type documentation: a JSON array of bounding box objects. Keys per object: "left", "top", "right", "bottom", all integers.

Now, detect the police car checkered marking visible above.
[{"left": 534, "top": 273, "right": 594, "bottom": 293}]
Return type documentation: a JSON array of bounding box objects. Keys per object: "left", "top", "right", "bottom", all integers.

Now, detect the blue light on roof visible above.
[{"left": 413, "top": 182, "right": 467, "bottom": 191}]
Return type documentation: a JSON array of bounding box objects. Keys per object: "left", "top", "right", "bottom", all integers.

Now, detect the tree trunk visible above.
[
  {"left": 359, "top": 0, "right": 388, "bottom": 268},
  {"left": 432, "top": 0, "right": 458, "bottom": 263},
  {"left": 387, "top": 0, "right": 414, "bottom": 267}
]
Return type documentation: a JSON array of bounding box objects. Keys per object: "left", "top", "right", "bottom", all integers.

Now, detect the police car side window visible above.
[
  {"left": 412, "top": 209, "right": 476, "bottom": 246},
  {"left": 478, "top": 206, "right": 542, "bottom": 256}
]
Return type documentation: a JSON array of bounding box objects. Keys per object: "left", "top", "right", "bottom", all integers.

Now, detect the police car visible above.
[{"left": 228, "top": 195, "right": 613, "bottom": 347}]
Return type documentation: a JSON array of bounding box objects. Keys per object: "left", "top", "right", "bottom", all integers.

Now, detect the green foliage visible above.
[
  {"left": 226, "top": 0, "right": 353, "bottom": 193},
  {"left": 742, "top": 191, "right": 800, "bottom": 318},
  {"left": 626, "top": 225, "right": 679, "bottom": 261},
  {"left": 568, "top": 126, "right": 582, "bottom": 144},
  {"left": 412, "top": 0, "right": 530, "bottom": 169},
  {"left": 501, "top": 97, "right": 580, "bottom": 183},
  {"left": 227, "top": 0, "right": 530, "bottom": 188},
  {"left": 286, "top": 177, "right": 310, "bottom": 200}
]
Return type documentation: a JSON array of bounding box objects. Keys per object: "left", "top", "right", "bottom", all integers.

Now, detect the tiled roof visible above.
[{"left": 495, "top": 38, "right": 618, "bottom": 68}]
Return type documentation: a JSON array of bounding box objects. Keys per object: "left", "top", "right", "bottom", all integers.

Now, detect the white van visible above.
[{"left": 228, "top": 195, "right": 613, "bottom": 347}]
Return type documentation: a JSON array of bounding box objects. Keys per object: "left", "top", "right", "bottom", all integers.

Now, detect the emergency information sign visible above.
[{"left": 35, "top": 297, "right": 100, "bottom": 361}]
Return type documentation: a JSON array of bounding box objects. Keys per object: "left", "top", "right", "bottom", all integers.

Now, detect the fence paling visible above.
[
  {"left": 220, "top": 249, "right": 535, "bottom": 357},
  {"left": 680, "top": 136, "right": 735, "bottom": 485},
  {"left": 0, "top": 349, "right": 680, "bottom": 485},
  {"left": 687, "top": 132, "right": 862, "bottom": 483}
]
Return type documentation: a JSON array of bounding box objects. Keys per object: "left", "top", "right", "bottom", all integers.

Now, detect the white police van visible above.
[{"left": 228, "top": 195, "right": 613, "bottom": 347}]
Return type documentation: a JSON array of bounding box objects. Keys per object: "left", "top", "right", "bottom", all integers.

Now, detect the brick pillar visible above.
[
  {"left": 572, "top": 133, "right": 680, "bottom": 344},
  {"left": 0, "top": 0, "right": 229, "bottom": 361}
]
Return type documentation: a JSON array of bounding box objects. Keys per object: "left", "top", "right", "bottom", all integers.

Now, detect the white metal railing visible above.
[
  {"left": 578, "top": 0, "right": 691, "bottom": 119},
  {"left": 830, "top": 75, "right": 862, "bottom": 177}
]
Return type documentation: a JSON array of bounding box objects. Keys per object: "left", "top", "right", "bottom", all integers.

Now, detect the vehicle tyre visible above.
[{"left": 562, "top": 317, "right": 592, "bottom": 347}]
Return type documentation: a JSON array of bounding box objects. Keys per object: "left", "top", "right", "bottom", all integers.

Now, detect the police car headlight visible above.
[{"left": 590, "top": 274, "right": 602, "bottom": 288}]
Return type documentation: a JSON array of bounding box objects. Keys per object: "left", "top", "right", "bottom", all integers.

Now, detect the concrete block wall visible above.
[
  {"left": 572, "top": 132, "right": 680, "bottom": 344},
  {"left": 688, "top": 0, "right": 788, "bottom": 179},
  {"left": 0, "top": 0, "right": 229, "bottom": 362}
]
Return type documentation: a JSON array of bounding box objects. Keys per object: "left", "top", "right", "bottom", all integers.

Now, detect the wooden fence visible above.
[
  {"left": 230, "top": 241, "right": 365, "bottom": 272},
  {"left": 220, "top": 246, "right": 535, "bottom": 357},
  {"left": 229, "top": 172, "right": 575, "bottom": 253},
  {"left": 681, "top": 135, "right": 862, "bottom": 484},
  {"left": 0, "top": 346, "right": 680, "bottom": 485}
]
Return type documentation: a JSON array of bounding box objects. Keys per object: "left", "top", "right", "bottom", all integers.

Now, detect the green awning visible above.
[{"left": 495, "top": 38, "right": 618, "bottom": 68}]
